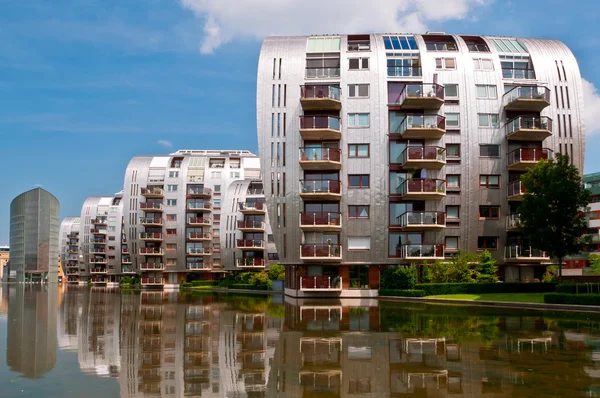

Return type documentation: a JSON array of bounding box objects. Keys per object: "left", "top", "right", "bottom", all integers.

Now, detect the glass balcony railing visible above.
[
  {"left": 398, "top": 244, "right": 444, "bottom": 259},
  {"left": 391, "top": 115, "right": 446, "bottom": 135},
  {"left": 300, "top": 116, "right": 341, "bottom": 131},
  {"left": 236, "top": 258, "right": 266, "bottom": 267},
  {"left": 398, "top": 178, "right": 446, "bottom": 196},
  {"left": 187, "top": 217, "right": 212, "bottom": 225},
  {"left": 503, "top": 85, "right": 550, "bottom": 106},
  {"left": 305, "top": 67, "right": 341, "bottom": 79},
  {"left": 140, "top": 217, "right": 163, "bottom": 225},
  {"left": 506, "top": 214, "right": 521, "bottom": 229},
  {"left": 187, "top": 202, "right": 212, "bottom": 210},
  {"left": 140, "top": 263, "right": 165, "bottom": 270},
  {"left": 300, "top": 276, "right": 342, "bottom": 291},
  {"left": 300, "top": 244, "right": 342, "bottom": 259},
  {"left": 505, "top": 245, "right": 548, "bottom": 259},
  {"left": 140, "top": 202, "right": 163, "bottom": 210},
  {"left": 238, "top": 202, "right": 265, "bottom": 212},
  {"left": 236, "top": 239, "right": 265, "bottom": 249},
  {"left": 300, "top": 147, "right": 341, "bottom": 162},
  {"left": 392, "top": 83, "right": 445, "bottom": 105},
  {"left": 139, "top": 233, "right": 163, "bottom": 240},
  {"left": 507, "top": 148, "right": 552, "bottom": 166},
  {"left": 502, "top": 68, "right": 536, "bottom": 80},
  {"left": 187, "top": 262, "right": 211, "bottom": 270},
  {"left": 396, "top": 146, "right": 446, "bottom": 165},
  {"left": 300, "top": 85, "right": 341, "bottom": 100},
  {"left": 237, "top": 221, "right": 265, "bottom": 230},
  {"left": 188, "top": 232, "right": 211, "bottom": 240},
  {"left": 141, "top": 188, "right": 164, "bottom": 196},
  {"left": 397, "top": 211, "right": 446, "bottom": 227},
  {"left": 187, "top": 187, "right": 212, "bottom": 196},
  {"left": 387, "top": 66, "right": 422, "bottom": 78},
  {"left": 300, "top": 212, "right": 342, "bottom": 227},
  {"left": 505, "top": 116, "right": 552, "bottom": 137},
  {"left": 300, "top": 180, "right": 341, "bottom": 195},
  {"left": 187, "top": 247, "right": 212, "bottom": 255},
  {"left": 507, "top": 180, "right": 527, "bottom": 197}
]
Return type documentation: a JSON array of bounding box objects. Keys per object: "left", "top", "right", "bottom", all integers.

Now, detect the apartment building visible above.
[
  {"left": 257, "top": 34, "right": 586, "bottom": 297},
  {"left": 122, "top": 150, "right": 278, "bottom": 289},
  {"left": 0, "top": 245, "right": 9, "bottom": 281},
  {"left": 79, "top": 196, "right": 126, "bottom": 285},
  {"left": 59, "top": 217, "right": 80, "bottom": 284}
]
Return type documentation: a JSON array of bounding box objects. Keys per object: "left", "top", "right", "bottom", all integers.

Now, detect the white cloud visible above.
[
  {"left": 157, "top": 139, "right": 173, "bottom": 148},
  {"left": 583, "top": 78, "right": 600, "bottom": 136},
  {"left": 178, "top": 0, "right": 490, "bottom": 53}
]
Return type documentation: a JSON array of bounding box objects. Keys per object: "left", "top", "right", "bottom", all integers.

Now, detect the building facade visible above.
[
  {"left": 256, "top": 34, "right": 586, "bottom": 297},
  {"left": 0, "top": 245, "right": 9, "bottom": 281},
  {"left": 9, "top": 188, "right": 60, "bottom": 283},
  {"left": 59, "top": 217, "right": 80, "bottom": 284},
  {"left": 122, "top": 150, "right": 278, "bottom": 288}
]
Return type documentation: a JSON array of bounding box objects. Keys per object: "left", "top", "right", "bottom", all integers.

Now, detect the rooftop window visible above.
[
  {"left": 347, "top": 35, "right": 370, "bottom": 51},
  {"left": 383, "top": 36, "right": 418, "bottom": 50},
  {"left": 490, "top": 38, "right": 528, "bottom": 53},
  {"left": 423, "top": 35, "right": 458, "bottom": 51},
  {"left": 307, "top": 36, "right": 341, "bottom": 53},
  {"left": 461, "top": 35, "right": 490, "bottom": 52}
]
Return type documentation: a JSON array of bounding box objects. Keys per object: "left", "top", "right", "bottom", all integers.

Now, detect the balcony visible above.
[
  {"left": 187, "top": 202, "right": 212, "bottom": 212},
  {"left": 397, "top": 211, "right": 446, "bottom": 230},
  {"left": 90, "top": 276, "right": 107, "bottom": 284},
  {"left": 239, "top": 202, "right": 265, "bottom": 215},
  {"left": 504, "top": 246, "right": 550, "bottom": 263},
  {"left": 68, "top": 249, "right": 78, "bottom": 254},
  {"left": 90, "top": 258, "right": 107, "bottom": 264},
  {"left": 300, "top": 244, "right": 342, "bottom": 262},
  {"left": 67, "top": 233, "right": 78, "bottom": 239},
  {"left": 139, "top": 248, "right": 164, "bottom": 256},
  {"left": 122, "top": 257, "right": 133, "bottom": 264},
  {"left": 299, "top": 147, "right": 342, "bottom": 170},
  {"left": 92, "top": 239, "right": 106, "bottom": 245},
  {"left": 187, "top": 187, "right": 213, "bottom": 198},
  {"left": 236, "top": 239, "right": 265, "bottom": 250},
  {"left": 502, "top": 68, "right": 536, "bottom": 80},
  {"left": 122, "top": 267, "right": 135, "bottom": 274},
  {"left": 91, "top": 219, "right": 107, "bottom": 226},
  {"left": 186, "top": 262, "right": 212, "bottom": 271},
  {"left": 246, "top": 188, "right": 264, "bottom": 196},
  {"left": 188, "top": 232, "right": 211, "bottom": 241},
  {"left": 140, "top": 202, "right": 163, "bottom": 212},
  {"left": 65, "top": 269, "right": 79, "bottom": 275},
  {"left": 503, "top": 86, "right": 551, "bottom": 112},
  {"left": 140, "top": 263, "right": 165, "bottom": 271},
  {"left": 299, "top": 116, "right": 341, "bottom": 141},
  {"left": 141, "top": 187, "right": 164, "bottom": 198},
  {"left": 187, "top": 247, "right": 212, "bottom": 256},
  {"left": 236, "top": 258, "right": 266, "bottom": 268},
  {"left": 122, "top": 248, "right": 129, "bottom": 254},
  {"left": 90, "top": 267, "right": 108, "bottom": 274},
  {"left": 187, "top": 217, "right": 211, "bottom": 226},
  {"left": 300, "top": 180, "right": 342, "bottom": 201},
  {"left": 390, "top": 83, "right": 445, "bottom": 110},
  {"left": 142, "top": 277, "right": 165, "bottom": 286},
  {"left": 300, "top": 276, "right": 342, "bottom": 291},
  {"left": 90, "top": 229, "right": 107, "bottom": 235},
  {"left": 398, "top": 178, "right": 446, "bottom": 200},
  {"left": 507, "top": 148, "right": 553, "bottom": 171},
  {"left": 236, "top": 220, "right": 266, "bottom": 232},
  {"left": 391, "top": 114, "right": 446, "bottom": 139},
  {"left": 89, "top": 248, "right": 106, "bottom": 254},
  {"left": 507, "top": 180, "right": 527, "bottom": 201},
  {"left": 299, "top": 212, "right": 342, "bottom": 231},
  {"left": 398, "top": 244, "right": 445, "bottom": 261},
  {"left": 140, "top": 232, "right": 164, "bottom": 242},
  {"left": 140, "top": 217, "right": 163, "bottom": 227},
  {"left": 300, "top": 85, "right": 342, "bottom": 111},
  {"left": 506, "top": 214, "right": 521, "bottom": 231},
  {"left": 397, "top": 146, "right": 446, "bottom": 170},
  {"left": 505, "top": 116, "right": 552, "bottom": 141}
]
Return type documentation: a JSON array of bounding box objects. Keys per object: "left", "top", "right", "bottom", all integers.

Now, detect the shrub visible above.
[
  {"left": 379, "top": 289, "right": 426, "bottom": 297},
  {"left": 556, "top": 283, "right": 600, "bottom": 294},
  {"left": 120, "top": 276, "right": 134, "bottom": 285},
  {"left": 250, "top": 272, "right": 273, "bottom": 290},
  {"left": 416, "top": 282, "right": 556, "bottom": 296},
  {"left": 180, "top": 281, "right": 192, "bottom": 288},
  {"left": 380, "top": 267, "right": 416, "bottom": 290},
  {"left": 230, "top": 284, "right": 269, "bottom": 291},
  {"left": 191, "top": 280, "right": 218, "bottom": 287},
  {"left": 268, "top": 264, "right": 285, "bottom": 281},
  {"left": 475, "top": 250, "right": 498, "bottom": 283},
  {"left": 544, "top": 293, "right": 600, "bottom": 305}
]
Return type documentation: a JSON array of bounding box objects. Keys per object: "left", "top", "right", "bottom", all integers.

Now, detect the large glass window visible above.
[
  {"left": 348, "top": 205, "right": 369, "bottom": 219},
  {"left": 476, "top": 85, "right": 497, "bottom": 99},
  {"left": 477, "top": 236, "right": 498, "bottom": 250},
  {"left": 480, "top": 145, "right": 500, "bottom": 157},
  {"left": 388, "top": 233, "right": 422, "bottom": 257},
  {"left": 348, "top": 84, "right": 369, "bottom": 98},
  {"left": 348, "top": 144, "right": 369, "bottom": 158},
  {"left": 445, "top": 84, "right": 459, "bottom": 98},
  {"left": 349, "top": 266, "right": 370, "bottom": 289},
  {"left": 445, "top": 113, "right": 460, "bottom": 128},
  {"left": 348, "top": 113, "right": 370, "bottom": 127},
  {"left": 348, "top": 175, "right": 370, "bottom": 188},
  {"left": 478, "top": 114, "right": 499, "bottom": 128},
  {"left": 386, "top": 56, "right": 421, "bottom": 77},
  {"left": 383, "top": 36, "right": 418, "bottom": 50}
]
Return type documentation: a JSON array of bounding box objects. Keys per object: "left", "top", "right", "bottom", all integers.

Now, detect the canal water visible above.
[{"left": 0, "top": 285, "right": 600, "bottom": 397}]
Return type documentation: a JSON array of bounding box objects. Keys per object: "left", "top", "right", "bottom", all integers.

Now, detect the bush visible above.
[
  {"left": 416, "top": 282, "right": 557, "bottom": 296},
  {"left": 475, "top": 250, "right": 498, "bottom": 283},
  {"left": 250, "top": 272, "right": 273, "bottom": 290},
  {"left": 379, "top": 289, "right": 426, "bottom": 297},
  {"left": 191, "top": 280, "right": 218, "bottom": 287},
  {"left": 120, "top": 276, "right": 134, "bottom": 285},
  {"left": 230, "top": 284, "right": 269, "bottom": 291},
  {"left": 556, "top": 283, "right": 600, "bottom": 294},
  {"left": 268, "top": 264, "right": 285, "bottom": 281},
  {"left": 422, "top": 252, "right": 478, "bottom": 283},
  {"left": 380, "top": 267, "right": 416, "bottom": 290},
  {"left": 544, "top": 293, "right": 600, "bottom": 305}
]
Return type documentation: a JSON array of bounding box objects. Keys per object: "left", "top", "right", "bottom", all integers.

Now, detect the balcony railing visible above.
[
  {"left": 505, "top": 116, "right": 552, "bottom": 139},
  {"left": 502, "top": 68, "right": 535, "bottom": 80},
  {"left": 398, "top": 244, "right": 445, "bottom": 259},
  {"left": 187, "top": 217, "right": 212, "bottom": 225},
  {"left": 142, "top": 277, "right": 165, "bottom": 285},
  {"left": 392, "top": 83, "right": 445, "bottom": 106},
  {"left": 67, "top": 233, "right": 78, "bottom": 238},
  {"left": 140, "top": 217, "right": 163, "bottom": 226},
  {"left": 139, "top": 248, "right": 164, "bottom": 255},
  {"left": 90, "top": 267, "right": 107, "bottom": 273},
  {"left": 90, "top": 276, "right": 107, "bottom": 283},
  {"left": 187, "top": 202, "right": 212, "bottom": 210},
  {"left": 299, "top": 116, "right": 341, "bottom": 132},
  {"left": 187, "top": 187, "right": 213, "bottom": 196},
  {"left": 237, "top": 220, "right": 266, "bottom": 230},
  {"left": 188, "top": 232, "right": 211, "bottom": 240},
  {"left": 140, "top": 202, "right": 163, "bottom": 211},
  {"left": 187, "top": 247, "right": 212, "bottom": 255},
  {"left": 236, "top": 258, "right": 266, "bottom": 267},
  {"left": 300, "top": 276, "right": 342, "bottom": 291},
  {"left": 300, "top": 180, "right": 341, "bottom": 195},
  {"left": 387, "top": 66, "right": 422, "bottom": 78},
  {"left": 236, "top": 239, "right": 265, "bottom": 249},
  {"left": 396, "top": 146, "right": 446, "bottom": 166},
  {"left": 89, "top": 249, "right": 106, "bottom": 254},
  {"left": 392, "top": 115, "right": 446, "bottom": 136},
  {"left": 305, "top": 67, "right": 340, "bottom": 79},
  {"left": 92, "top": 239, "right": 106, "bottom": 244},
  {"left": 122, "top": 258, "right": 132, "bottom": 264},
  {"left": 91, "top": 219, "right": 107, "bottom": 225},
  {"left": 238, "top": 202, "right": 265, "bottom": 212},
  {"left": 397, "top": 211, "right": 446, "bottom": 228},
  {"left": 507, "top": 148, "right": 552, "bottom": 168},
  {"left": 90, "top": 258, "right": 107, "bottom": 264},
  {"left": 506, "top": 214, "right": 521, "bottom": 230},
  {"left": 300, "top": 85, "right": 341, "bottom": 100},
  {"left": 140, "top": 263, "right": 165, "bottom": 270},
  {"left": 246, "top": 188, "right": 264, "bottom": 195},
  {"left": 90, "top": 229, "right": 107, "bottom": 235},
  {"left": 300, "top": 147, "right": 341, "bottom": 163},
  {"left": 508, "top": 180, "right": 527, "bottom": 198},
  {"left": 300, "top": 244, "right": 342, "bottom": 259},
  {"left": 140, "top": 232, "right": 163, "bottom": 240},
  {"left": 299, "top": 212, "right": 341, "bottom": 227},
  {"left": 141, "top": 187, "right": 164, "bottom": 197},
  {"left": 186, "top": 262, "right": 212, "bottom": 270},
  {"left": 505, "top": 245, "right": 548, "bottom": 260},
  {"left": 398, "top": 178, "right": 446, "bottom": 196},
  {"left": 503, "top": 85, "right": 550, "bottom": 108}
]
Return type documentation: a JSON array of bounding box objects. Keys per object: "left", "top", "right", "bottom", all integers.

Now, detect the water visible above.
[{"left": 1, "top": 286, "right": 600, "bottom": 397}]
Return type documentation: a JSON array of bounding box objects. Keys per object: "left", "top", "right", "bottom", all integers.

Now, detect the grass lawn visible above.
[{"left": 425, "top": 293, "right": 546, "bottom": 304}]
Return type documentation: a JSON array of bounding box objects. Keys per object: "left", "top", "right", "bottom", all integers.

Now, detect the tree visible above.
[
  {"left": 475, "top": 250, "right": 498, "bottom": 283},
  {"left": 519, "top": 154, "right": 590, "bottom": 283},
  {"left": 380, "top": 266, "right": 416, "bottom": 290},
  {"left": 588, "top": 253, "right": 600, "bottom": 274}
]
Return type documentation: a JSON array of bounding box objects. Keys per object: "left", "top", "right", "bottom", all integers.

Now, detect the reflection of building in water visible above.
[
  {"left": 6, "top": 284, "right": 58, "bottom": 378},
  {"left": 78, "top": 288, "right": 121, "bottom": 377},
  {"left": 57, "top": 286, "right": 83, "bottom": 351}
]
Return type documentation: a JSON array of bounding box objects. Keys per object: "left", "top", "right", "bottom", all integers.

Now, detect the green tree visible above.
[
  {"left": 519, "top": 154, "right": 590, "bottom": 282},
  {"left": 476, "top": 250, "right": 498, "bottom": 283},
  {"left": 447, "top": 251, "right": 476, "bottom": 283},
  {"left": 588, "top": 253, "right": 600, "bottom": 274},
  {"left": 267, "top": 264, "right": 285, "bottom": 280},
  {"left": 380, "top": 266, "right": 416, "bottom": 289}
]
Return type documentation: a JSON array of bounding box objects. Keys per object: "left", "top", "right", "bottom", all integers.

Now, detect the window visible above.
[
  {"left": 435, "top": 57, "right": 456, "bottom": 70},
  {"left": 348, "top": 237, "right": 370, "bottom": 250},
  {"left": 348, "top": 205, "right": 370, "bottom": 219},
  {"left": 446, "top": 205, "right": 460, "bottom": 220},
  {"left": 306, "top": 36, "right": 341, "bottom": 52},
  {"left": 169, "top": 171, "right": 179, "bottom": 178},
  {"left": 383, "top": 35, "right": 419, "bottom": 50},
  {"left": 305, "top": 53, "right": 341, "bottom": 78},
  {"left": 348, "top": 113, "right": 370, "bottom": 127},
  {"left": 211, "top": 171, "right": 221, "bottom": 178},
  {"left": 348, "top": 144, "right": 369, "bottom": 158},
  {"left": 445, "top": 84, "right": 458, "bottom": 98},
  {"left": 425, "top": 38, "right": 458, "bottom": 51},
  {"left": 214, "top": 185, "right": 221, "bottom": 193},
  {"left": 167, "top": 199, "right": 177, "bottom": 206},
  {"left": 348, "top": 378, "right": 371, "bottom": 394},
  {"left": 268, "top": 234, "right": 274, "bottom": 243},
  {"left": 478, "top": 113, "right": 499, "bottom": 128},
  {"left": 479, "top": 145, "right": 500, "bottom": 157},
  {"left": 348, "top": 84, "right": 369, "bottom": 98},
  {"left": 349, "top": 57, "right": 369, "bottom": 70},
  {"left": 490, "top": 38, "right": 528, "bottom": 53},
  {"left": 166, "top": 243, "right": 177, "bottom": 252},
  {"left": 500, "top": 55, "right": 535, "bottom": 79},
  {"left": 166, "top": 229, "right": 177, "bottom": 236},
  {"left": 167, "top": 184, "right": 177, "bottom": 192},
  {"left": 213, "top": 199, "right": 221, "bottom": 208},
  {"left": 462, "top": 36, "right": 490, "bottom": 52},
  {"left": 446, "top": 144, "right": 460, "bottom": 158},
  {"left": 445, "top": 237, "right": 459, "bottom": 251},
  {"left": 480, "top": 175, "right": 500, "bottom": 188},
  {"left": 473, "top": 58, "right": 494, "bottom": 71},
  {"left": 478, "top": 236, "right": 498, "bottom": 250},
  {"left": 445, "top": 113, "right": 460, "bottom": 128},
  {"left": 387, "top": 56, "right": 422, "bottom": 77},
  {"left": 166, "top": 258, "right": 176, "bottom": 266},
  {"left": 479, "top": 206, "right": 500, "bottom": 220},
  {"left": 349, "top": 175, "right": 370, "bottom": 188},
  {"left": 447, "top": 175, "right": 460, "bottom": 189},
  {"left": 476, "top": 85, "right": 498, "bottom": 99},
  {"left": 347, "top": 35, "right": 370, "bottom": 51},
  {"left": 230, "top": 171, "right": 240, "bottom": 178},
  {"left": 166, "top": 214, "right": 177, "bottom": 221}
]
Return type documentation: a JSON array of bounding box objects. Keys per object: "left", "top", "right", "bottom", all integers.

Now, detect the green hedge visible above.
[
  {"left": 544, "top": 293, "right": 600, "bottom": 305},
  {"left": 415, "top": 282, "right": 557, "bottom": 296},
  {"left": 230, "top": 284, "right": 269, "bottom": 291},
  {"left": 556, "top": 283, "right": 600, "bottom": 294},
  {"left": 191, "top": 280, "right": 218, "bottom": 287},
  {"left": 379, "top": 289, "right": 426, "bottom": 297}
]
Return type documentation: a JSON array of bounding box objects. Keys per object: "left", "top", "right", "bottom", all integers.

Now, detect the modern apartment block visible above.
[
  {"left": 122, "top": 150, "right": 278, "bottom": 288},
  {"left": 79, "top": 196, "right": 126, "bottom": 285},
  {"left": 9, "top": 188, "right": 60, "bottom": 283},
  {"left": 59, "top": 217, "right": 80, "bottom": 284},
  {"left": 257, "top": 34, "right": 586, "bottom": 296}
]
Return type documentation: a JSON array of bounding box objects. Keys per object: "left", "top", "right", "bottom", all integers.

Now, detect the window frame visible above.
[
  {"left": 478, "top": 205, "right": 500, "bottom": 220},
  {"left": 348, "top": 174, "right": 370, "bottom": 188},
  {"left": 477, "top": 236, "right": 499, "bottom": 250},
  {"left": 435, "top": 57, "right": 457, "bottom": 70},
  {"left": 348, "top": 83, "right": 370, "bottom": 98},
  {"left": 348, "top": 144, "right": 370, "bottom": 158},
  {"left": 445, "top": 236, "right": 459, "bottom": 252},
  {"left": 444, "top": 83, "right": 459, "bottom": 99},
  {"left": 445, "top": 113, "right": 460, "bottom": 128},
  {"left": 473, "top": 58, "right": 494, "bottom": 71},
  {"left": 348, "top": 205, "right": 370, "bottom": 219},
  {"left": 349, "top": 57, "right": 370, "bottom": 70},
  {"left": 475, "top": 84, "right": 498, "bottom": 99},
  {"left": 479, "top": 175, "right": 500, "bottom": 189},
  {"left": 446, "top": 144, "right": 460, "bottom": 158},
  {"left": 446, "top": 174, "right": 461, "bottom": 189},
  {"left": 446, "top": 205, "right": 460, "bottom": 220},
  {"left": 478, "top": 113, "right": 499, "bottom": 128},
  {"left": 479, "top": 144, "right": 500, "bottom": 158},
  {"left": 166, "top": 199, "right": 177, "bottom": 206},
  {"left": 348, "top": 113, "right": 370, "bottom": 128}
]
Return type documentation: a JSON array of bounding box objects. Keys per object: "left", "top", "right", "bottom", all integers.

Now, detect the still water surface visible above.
[{"left": 1, "top": 285, "right": 600, "bottom": 397}]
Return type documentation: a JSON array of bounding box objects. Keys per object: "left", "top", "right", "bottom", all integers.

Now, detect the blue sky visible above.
[{"left": 1, "top": 0, "right": 599, "bottom": 244}]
